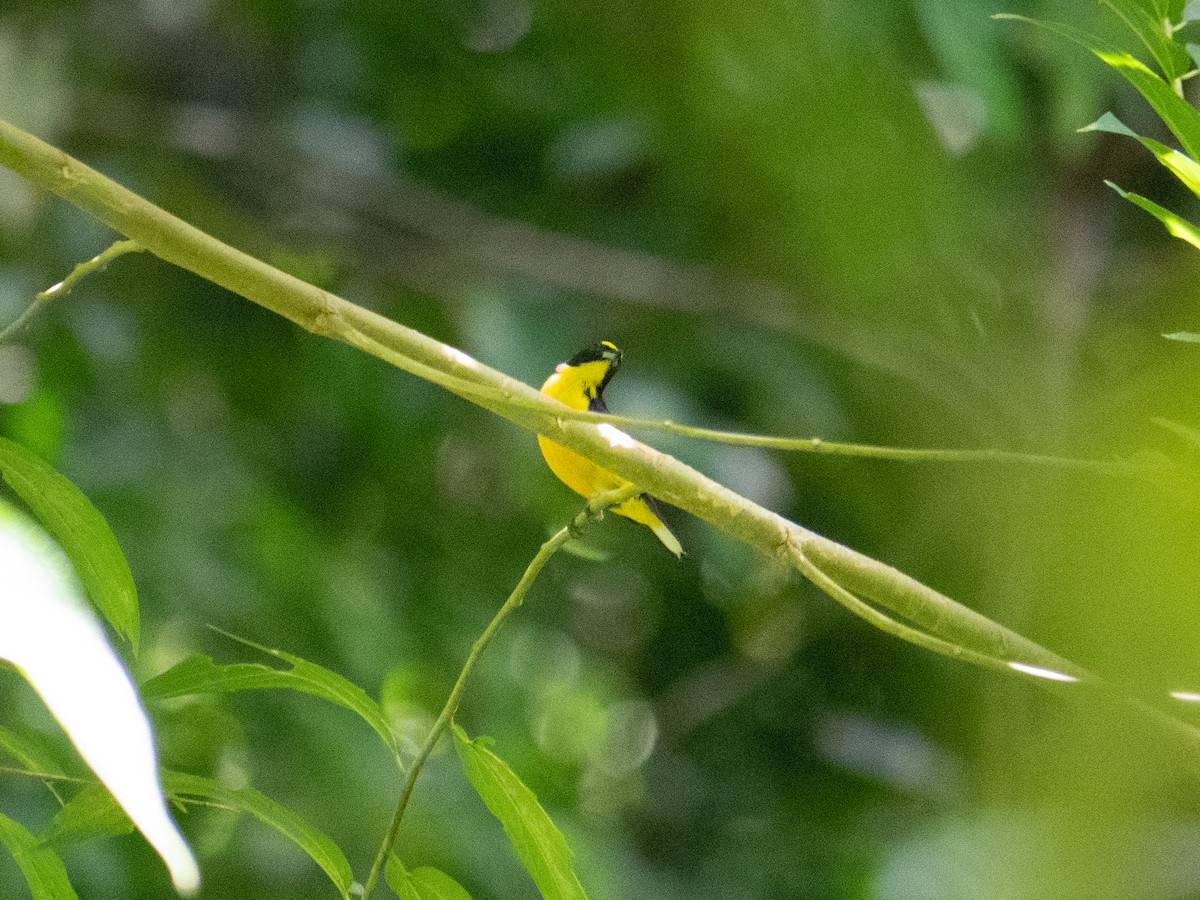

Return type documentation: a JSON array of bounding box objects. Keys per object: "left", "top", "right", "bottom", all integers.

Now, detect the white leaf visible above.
[{"left": 0, "top": 504, "right": 199, "bottom": 895}]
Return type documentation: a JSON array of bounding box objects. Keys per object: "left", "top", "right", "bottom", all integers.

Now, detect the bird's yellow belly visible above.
[{"left": 536, "top": 435, "right": 660, "bottom": 529}]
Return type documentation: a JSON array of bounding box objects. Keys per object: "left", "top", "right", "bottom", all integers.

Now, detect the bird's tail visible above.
[{"left": 651, "top": 521, "right": 684, "bottom": 558}]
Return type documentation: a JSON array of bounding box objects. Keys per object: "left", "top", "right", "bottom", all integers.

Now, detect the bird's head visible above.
[{"left": 565, "top": 340, "right": 623, "bottom": 394}]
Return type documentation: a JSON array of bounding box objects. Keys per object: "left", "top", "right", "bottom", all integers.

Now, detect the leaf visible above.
[
  {"left": 995, "top": 15, "right": 1200, "bottom": 161},
  {"left": 1163, "top": 331, "right": 1200, "bottom": 342},
  {"left": 0, "top": 502, "right": 199, "bottom": 895},
  {"left": 0, "top": 723, "right": 71, "bottom": 803},
  {"left": 43, "top": 782, "right": 135, "bottom": 846},
  {"left": 1081, "top": 112, "right": 1200, "bottom": 196},
  {"left": 1099, "top": 0, "right": 1191, "bottom": 82},
  {"left": 386, "top": 856, "right": 474, "bottom": 900},
  {"left": 0, "top": 811, "right": 79, "bottom": 900},
  {"left": 1079, "top": 110, "right": 1139, "bottom": 138},
  {"left": 142, "top": 640, "right": 398, "bottom": 758},
  {"left": 1185, "top": 0, "right": 1200, "bottom": 23},
  {"left": 451, "top": 723, "right": 587, "bottom": 900},
  {"left": 1151, "top": 417, "right": 1200, "bottom": 449},
  {"left": 1105, "top": 179, "right": 1200, "bottom": 249},
  {"left": 0, "top": 437, "right": 139, "bottom": 649},
  {"left": 0, "top": 723, "right": 68, "bottom": 777},
  {"left": 163, "top": 771, "right": 354, "bottom": 900}
]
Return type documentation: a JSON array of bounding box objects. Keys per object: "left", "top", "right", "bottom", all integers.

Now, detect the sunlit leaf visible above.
[
  {"left": 0, "top": 811, "right": 78, "bottom": 900},
  {"left": 451, "top": 723, "right": 587, "bottom": 900},
  {"left": 163, "top": 771, "right": 354, "bottom": 900},
  {"left": 387, "top": 856, "right": 474, "bottom": 900},
  {"left": 1099, "top": 0, "right": 1191, "bottom": 81},
  {"left": 1185, "top": 0, "right": 1200, "bottom": 23},
  {"left": 0, "top": 437, "right": 139, "bottom": 649},
  {"left": 1151, "top": 417, "right": 1200, "bottom": 449},
  {"left": 142, "top": 640, "right": 398, "bottom": 758},
  {"left": 1162, "top": 331, "right": 1200, "bottom": 343},
  {"left": 43, "top": 782, "right": 134, "bottom": 846},
  {"left": 1105, "top": 180, "right": 1200, "bottom": 249},
  {"left": 0, "top": 503, "right": 199, "bottom": 895},
  {"left": 1081, "top": 112, "right": 1200, "bottom": 197},
  {"left": 995, "top": 15, "right": 1200, "bottom": 160}
]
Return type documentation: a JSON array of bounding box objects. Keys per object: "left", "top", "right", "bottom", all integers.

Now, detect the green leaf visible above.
[
  {"left": 386, "top": 856, "right": 474, "bottom": 900},
  {"left": 163, "top": 771, "right": 354, "bottom": 900},
  {"left": 43, "top": 782, "right": 134, "bottom": 846},
  {"left": 451, "top": 724, "right": 587, "bottom": 900},
  {"left": 1105, "top": 179, "right": 1200, "bottom": 248},
  {"left": 142, "top": 640, "right": 398, "bottom": 759},
  {"left": 0, "top": 811, "right": 79, "bottom": 900},
  {"left": 1163, "top": 331, "right": 1200, "bottom": 342},
  {"left": 1151, "top": 416, "right": 1200, "bottom": 448},
  {"left": 1082, "top": 112, "right": 1200, "bottom": 196},
  {"left": 1079, "top": 110, "right": 1139, "bottom": 138},
  {"left": 995, "top": 14, "right": 1200, "bottom": 161},
  {"left": 0, "top": 723, "right": 68, "bottom": 778},
  {"left": 1099, "top": 0, "right": 1191, "bottom": 81},
  {"left": 0, "top": 437, "right": 139, "bottom": 649}
]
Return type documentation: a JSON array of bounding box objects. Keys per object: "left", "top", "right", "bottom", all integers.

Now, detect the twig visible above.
[
  {"left": 359, "top": 485, "right": 643, "bottom": 899},
  {"left": 0, "top": 239, "right": 142, "bottom": 344}
]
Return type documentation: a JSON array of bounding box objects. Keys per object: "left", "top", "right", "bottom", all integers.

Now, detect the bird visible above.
[{"left": 538, "top": 341, "right": 683, "bottom": 557}]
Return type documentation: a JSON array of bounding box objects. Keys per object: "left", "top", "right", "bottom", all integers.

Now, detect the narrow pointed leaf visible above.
[
  {"left": 1163, "top": 331, "right": 1200, "bottom": 343},
  {"left": 451, "top": 724, "right": 587, "bottom": 900},
  {"left": 0, "top": 811, "right": 79, "bottom": 900},
  {"left": 1079, "top": 111, "right": 1139, "bottom": 138},
  {"left": 0, "top": 503, "right": 199, "bottom": 895},
  {"left": 1099, "top": 0, "right": 1190, "bottom": 81},
  {"left": 996, "top": 15, "right": 1200, "bottom": 160},
  {"left": 43, "top": 782, "right": 135, "bottom": 846},
  {"left": 0, "top": 723, "right": 67, "bottom": 777},
  {"left": 387, "top": 856, "right": 474, "bottom": 900},
  {"left": 1106, "top": 180, "right": 1200, "bottom": 249},
  {"left": 163, "top": 771, "right": 354, "bottom": 900},
  {"left": 0, "top": 438, "right": 138, "bottom": 649},
  {"left": 1082, "top": 112, "right": 1200, "bottom": 196},
  {"left": 142, "top": 646, "right": 397, "bottom": 758},
  {"left": 1151, "top": 417, "right": 1200, "bottom": 449},
  {"left": 0, "top": 723, "right": 71, "bottom": 803}
]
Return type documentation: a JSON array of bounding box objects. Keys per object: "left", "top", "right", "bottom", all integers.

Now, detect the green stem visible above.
[
  {"left": 359, "top": 486, "right": 640, "bottom": 899},
  {"left": 2, "top": 117, "right": 1198, "bottom": 758},
  {"left": 0, "top": 239, "right": 141, "bottom": 344}
]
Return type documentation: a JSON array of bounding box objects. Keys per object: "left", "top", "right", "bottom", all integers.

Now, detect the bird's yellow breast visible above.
[{"left": 537, "top": 364, "right": 662, "bottom": 530}]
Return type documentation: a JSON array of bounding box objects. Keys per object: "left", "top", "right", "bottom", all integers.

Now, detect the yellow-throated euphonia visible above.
[{"left": 538, "top": 341, "right": 683, "bottom": 557}]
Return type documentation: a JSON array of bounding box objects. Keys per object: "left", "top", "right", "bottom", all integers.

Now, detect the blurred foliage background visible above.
[{"left": 3, "top": 0, "right": 1200, "bottom": 897}]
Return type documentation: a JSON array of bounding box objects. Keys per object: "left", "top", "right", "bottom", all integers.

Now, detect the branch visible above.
[
  {"left": 1, "top": 116, "right": 1195, "bottom": 753},
  {"left": 360, "top": 485, "right": 642, "bottom": 899},
  {"left": 0, "top": 239, "right": 142, "bottom": 343}
]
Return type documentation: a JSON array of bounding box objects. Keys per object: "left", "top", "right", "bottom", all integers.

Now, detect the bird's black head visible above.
[{"left": 567, "top": 341, "right": 622, "bottom": 391}]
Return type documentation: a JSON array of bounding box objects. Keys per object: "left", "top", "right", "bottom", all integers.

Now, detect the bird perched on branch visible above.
[{"left": 538, "top": 341, "right": 682, "bottom": 557}]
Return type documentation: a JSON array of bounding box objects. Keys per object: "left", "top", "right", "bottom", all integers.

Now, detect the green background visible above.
[{"left": 3, "top": 0, "right": 1200, "bottom": 897}]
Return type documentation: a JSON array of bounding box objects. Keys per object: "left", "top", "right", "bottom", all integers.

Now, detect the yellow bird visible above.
[{"left": 538, "top": 341, "right": 683, "bottom": 557}]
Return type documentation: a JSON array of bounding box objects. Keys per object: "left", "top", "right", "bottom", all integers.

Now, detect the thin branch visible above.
[
  {"left": 360, "top": 485, "right": 642, "bottom": 899},
  {"left": 0, "top": 239, "right": 142, "bottom": 344},
  {"left": 2, "top": 117, "right": 1198, "bottom": 759}
]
